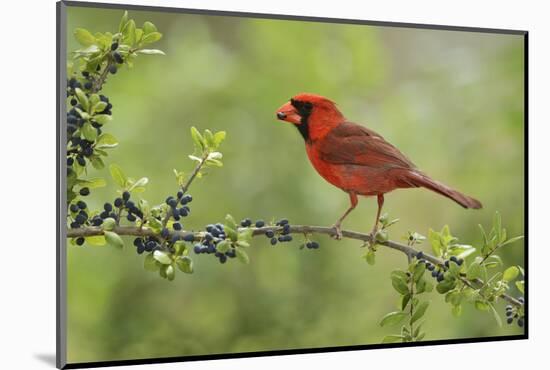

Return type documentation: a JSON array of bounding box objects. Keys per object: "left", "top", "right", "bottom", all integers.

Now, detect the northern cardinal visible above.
[{"left": 276, "top": 93, "right": 482, "bottom": 238}]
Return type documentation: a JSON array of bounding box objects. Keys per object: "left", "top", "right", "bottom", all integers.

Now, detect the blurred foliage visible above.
[{"left": 65, "top": 6, "right": 525, "bottom": 363}]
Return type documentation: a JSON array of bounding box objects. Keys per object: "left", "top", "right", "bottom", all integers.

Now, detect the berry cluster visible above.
[
  {"left": 193, "top": 224, "right": 237, "bottom": 264},
  {"left": 133, "top": 236, "right": 163, "bottom": 255},
  {"left": 262, "top": 218, "right": 293, "bottom": 245},
  {"left": 108, "top": 42, "right": 124, "bottom": 75},
  {"left": 165, "top": 191, "right": 193, "bottom": 220},
  {"left": 415, "top": 252, "right": 463, "bottom": 282},
  {"left": 505, "top": 298, "right": 525, "bottom": 327}
]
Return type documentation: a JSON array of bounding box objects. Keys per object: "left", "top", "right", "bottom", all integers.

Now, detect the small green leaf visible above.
[
  {"left": 137, "top": 49, "right": 165, "bottom": 55},
  {"left": 89, "top": 155, "right": 105, "bottom": 170},
  {"left": 190, "top": 126, "right": 205, "bottom": 150},
  {"left": 216, "top": 240, "right": 231, "bottom": 253},
  {"left": 411, "top": 301, "right": 430, "bottom": 324},
  {"left": 475, "top": 300, "right": 490, "bottom": 311},
  {"left": 165, "top": 264, "right": 175, "bottom": 281},
  {"left": 77, "top": 177, "right": 106, "bottom": 189},
  {"left": 466, "top": 260, "right": 482, "bottom": 280},
  {"left": 141, "top": 31, "right": 162, "bottom": 44},
  {"left": 503, "top": 266, "right": 520, "bottom": 282},
  {"left": 92, "top": 101, "right": 108, "bottom": 114},
  {"left": 413, "top": 262, "right": 426, "bottom": 282},
  {"left": 436, "top": 280, "right": 456, "bottom": 294},
  {"left": 123, "top": 19, "right": 136, "bottom": 45},
  {"left": 101, "top": 217, "right": 116, "bottom": 231},
  {"left": 74, "top": 28, "right": 96, "bottom": 46},
  {"left": 225, "top": 214, "right": 238, "bottom": 229},
  {"left": 81, "top": 122, "right": 98, "bottom": 141},
  {"left": 96, "top": 133, "right": 119, "bottom": 148},
  {"left": 401, "top": 293, "right": 411, "bottom": 310},
  {"left": 144, "top": 253, "right": 160, "bottom": 271},
  {"left": 236, "top": 248, "right": 250, "bottom": 264},
  {"left": 129, "top": 177, "right": 148, "bottom": 191},
  {"left": 365, "top": 249, "right": 376, "bottom": 265},
  {"left": 74, "top": 88, "right": 89, "bottom": 111},
  {"left": 86, "top": 235, "right": 106, "bottom": 246},
  {"left": 213, "top": 131, "right": 226, "bottom": 148},
  {"left": 118, "top": 11, "right": 129, "bottom": 33},
  {"left": 93, "top": 114, "right": 112, "bottom": 125},
  {"left": 391, "top": 276, "right": 409, "bottom": 295},
  {"left": 428, "top": 228, "right": 442, "bottom": 257},
  {"left": 176, "top": 256, "right": 193, "bottom": 274},
  {"left": 153, "top": 250, "right": 172, "bottom": 265},
  {"left": 109, "top": 164, "right": 127, "bottom": 188},
  {"left": 379, "top": 311, "right": 407, "bottom": 327},
  {"left": 143, "top": 21, "right": 157, "bottom": 34},
  {"left": 104, "top": 231, "right": 124, "bottom": 249},
  {"left": 500, "top": 235, "right": 524, "bottom": 247},
  {"left": 489, "top": 303, "right": 503, "bottom": 327}
]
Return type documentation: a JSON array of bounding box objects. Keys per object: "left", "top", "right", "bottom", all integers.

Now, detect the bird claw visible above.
[{"left": 331, "top": 225, "right": 343, "bottom": 240}]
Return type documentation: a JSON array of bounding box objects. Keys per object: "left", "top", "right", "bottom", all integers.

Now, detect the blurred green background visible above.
[{"left": 66, "top": 5, "right": 525, "bottom": 364}]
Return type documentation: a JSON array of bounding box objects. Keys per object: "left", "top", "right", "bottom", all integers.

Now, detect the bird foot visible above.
[{"left": 331, "top": 224, "right": 343, "bottom": 240}]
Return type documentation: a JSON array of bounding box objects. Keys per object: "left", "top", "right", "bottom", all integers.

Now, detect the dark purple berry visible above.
[
  {"left": 255, "top": 220, "right": 265, "bottom": 228},
  {"left": 77, "top": 200, "right": 87, "bottom": 209},
  {"left": 111, "top": 42, "right": 118, "bottom": 51},
  {"left": 79, "top": 187, "right": 90, "bottom": 196},
  {"left": 109, "top": 64, "right": 117, "bottom": 74},
  {"left": 76, "top": 237, "right": 85, "bottom": 246},
  {"left": 270, "top": 237, "right": 277, "bottom": 245},
  {"left": 173, "top": 222, "right": 182, "bottom": 231},
  {"left": 70, "top": 204, "right": 79, "bottom": 213},
  {"left": 122, "top": 191, "right": 130, "bottom": 201},
  {"left": 114, "top": 198, "right": 123, "bottom": 207}
]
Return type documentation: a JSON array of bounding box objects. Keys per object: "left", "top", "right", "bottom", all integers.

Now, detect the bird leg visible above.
[
  {"left": 332, "top": 192, "right": 358, "bottom": 240},
  {"left": 371, "top": 194, "right": 385, "bottom": 239}
]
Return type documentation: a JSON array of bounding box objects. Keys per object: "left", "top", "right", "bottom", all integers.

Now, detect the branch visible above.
[{"left": 66, "top": 223, "right": 523, "bottom": 307}]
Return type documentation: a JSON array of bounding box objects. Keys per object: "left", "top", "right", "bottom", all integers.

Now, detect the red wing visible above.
[{"left": 318, "top": 121, "right": 416, "bottom": 169}]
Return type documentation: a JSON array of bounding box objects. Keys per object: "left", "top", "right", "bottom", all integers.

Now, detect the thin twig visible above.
[{"left": 66, "top": 224, "right": 523, "bottom": 307}]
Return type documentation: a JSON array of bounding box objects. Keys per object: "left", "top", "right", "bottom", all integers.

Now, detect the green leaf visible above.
[
  {"left": 144, "top": 253, "right": 160, "bottom": 271},
  {"left": 85, "top": 235, "right": 106, "bottom": 246},
  {"left": 411, "top": 301, "right": 430, "bottom": 324},
  {"left": 500, "top": 235, "right": 524, "bottom": 247},
  {"left": 413, "top": 262, "right": 426, "bottom": 282},
  {"left": 109, "top": 164, "right": 127, "bottom": 188},
  {"left": 93, "top": 114, "right": 112, "bottom": 125},
  {"left": 475, "top": 300, "right": 490, "bottom": 311},
  {"left": 81, "top": 122, "right": 98, "bottom": 141},
  {"left": 129, "top": 177, "right": 148, "bottom": 191},
  {"left": 141, "top": 31, "right": 162, "bottom": 44},
  {"left": 503, "top": 266, "right": 520, "bottom": 282},
  {"left": 238, "top": 228, "right": 254, "bottom": 243},
  {"left": 74, "top": 88, "right": 89, "bottom": 111},
  {"left": 96, "top": 133, "right": 119, "bottom": 148},
  {"left": 516, "top": 280, "right": 524, "bottom": 294},
  {"left": 401, "top": 293, "right": 411, "bottom": 310},
  {"left": 74, "top": 28, "right": 96, "bottom": 46},
  {"left": 176, "top": 256, "right": 193, "bottom": 274},
  {"left": 466, "top": 260, "right": 482, "bottom": 280},
  {"left": 216, "top": 240, "right": 231, "bottom": 253},
  {"left": 143, "top": 21, "right": 157, "bottom": 34},
  {"left": 190, "top": 126, "right": 205, "bottom": 150},
  {"left": 213, "top": 131, "right": 226, "bottom": 148},
  {"left": 225, "top": 214, "right": 238, "bottom": 230},
  {"left": 104, "top": 231, "right": 124, "bottom": 249},
  {"left": 153, "top": 250, "right": 172, "bottom": 265},
  {"left": 165, "top": 264, "right": 175, "bottom": 281},
  {"left": 428, "top": 228, "right": 442, "bottom": 257},
  {"left": 379, "top": 311, "right": 407, "bottom": 327},
  {"left": 436, "top": 280, "right": 456, "bottom": 294},
  {"left": 101, "top": 217, "right": 116, "bottom": 231},
  {"left": 77, "top": 177, "right": 106, "bottom": 189},
  {"left": 123, "top": 19, "right": 136, "bottom": 45},
  {"left": 137, "top": 49, "right": 165, "bottom": 55},
  {"left": 448, "top": 244, "right": 476, "bottom": 259},
  {"left": 382, "top": 335, "right": 404, "bottom": 343},
  {"left": 118, "top": 11, "right": 129, "bottom": 33},
  {"left": 365, "top": 249, "right": 376, "bottom": 265},
  {"left": 391, "top": 275, "right": 409, "bottom": 295},
  {"left": 92, "top": 101, "right": 107, "bottom": 114},
  {"left": 236, "top": 248, "right": 250, "bottom": 264},
  {"left": 89, "top": 155, "right": 105, "bottom": 170}
]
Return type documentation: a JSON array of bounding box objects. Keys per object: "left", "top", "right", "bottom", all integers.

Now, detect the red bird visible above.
[{"left": 276, "top": 93, "right": 482, "bottom": 238}]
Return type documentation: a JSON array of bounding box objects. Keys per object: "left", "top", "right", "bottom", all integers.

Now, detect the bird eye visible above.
[{"left": 304, "top": 102, "right": 313, "bottom": 111}]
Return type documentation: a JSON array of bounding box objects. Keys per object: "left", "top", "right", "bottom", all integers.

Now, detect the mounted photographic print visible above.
[{"left": 56, "top": 1, "right": 528, "bottom": 368}]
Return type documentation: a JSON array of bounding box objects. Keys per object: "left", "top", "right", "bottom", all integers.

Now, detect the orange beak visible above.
[{"left": 276, "top": 101, "right": 301, "bottom": 125}]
